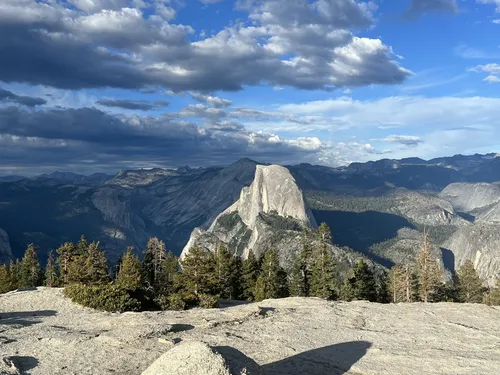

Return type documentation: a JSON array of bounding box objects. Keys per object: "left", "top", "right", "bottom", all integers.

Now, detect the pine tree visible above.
[
  {"left": 76, "top": 235, "right": 89, "bottom": 255},
  {"left": 117, "top": 247, "right": 142, "bottom": 290},
  {"left": 241, "top": 250, "right": 260, "bottom": 301},
  {"left": 376, "top": 270, "right": 390, "bottom": 303},
  {"left": 143, "top": 237, "right": 168, "bottom": 291},
  {"left": 44, "top": 251, "right": 58, "bottom": 287},
  {"left": 317, "top": 222, "right": 333, "bottom": 243},
  {"left": 457, "top": 260, "right": 485, "bottom": 303},
  {"left": 19, "top": 243, "right": 42, "bottom": 288},
  {"left": 56, "top": 242, "right": 78, "bottom": 285},
  {"left": 8, "top": 259, "right": 20, "bottom": 290},
  {"left": 350, "top": 259, "right": 378, "bottom": 302},
  {"left": 254, "top": 249, "right": 288, "bottom": 301},
  {"left": 389, "top": 265, "right": 406, "bottom": 303},
  {"left": 416, "top": 232, "right": 442, "bottom": 303},
  {"left": 159, "top": 251, "right": 180, "bottom": 295},
  {"left": 289, "top": 239, "right": 313, "bottom": 297},
  {"left": 309, "top": 244, "right": 337, "bottom": 300},
  {"left": 0, "top": 264, "right": 11, "bottom": 294},
  {"left": 181, "top": 246, "right": 217, "bottom": 297},
  {"left": 84, "top": 242, "right": 109, "bottom": 284}
]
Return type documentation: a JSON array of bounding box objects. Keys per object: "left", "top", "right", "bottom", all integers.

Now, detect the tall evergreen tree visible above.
[
  {"left": 457, "top": 260, "right": 485, "bottom": 303},
  {"left": 349, "top": 259, "right": 378, "bottom": 302},
  {"left": 181, "top": 246, "right": 217, "bottom": 297},
  {"left": 117, "top": 247, "right": 142, "bottom": 290},
  {"left": 143, "top": 237, "right": 168, "bottom": 291},
  {"left": 84, "top": 242, "right": 109, "bottom": 284},
  {"left": 8, "top": 259, "right": 20, "bottom": 290},
  {"left": 389, "top": 265, "right": 406, "bottom": 303},
  {"left": 159, "top": 251, "right": 180, "bottom": 296},
  {"left": 416, "top": 232, "right": 442, "bottom": 303},
  {"left": 241, "top": 250, "right": 260, "bottom": 301},
  {"left": 0, "top": 264, "right": 10, "bottom": 294},
  {"left": 56, "top": 242, "right": 78, "bottom": 285},
  {"left": 376, "top": 270, "right": 390, "bottom": 303},
  {"left": 214, "top": 245, "right": 242, "bottom": 300},
  {"left": 19, "top": 243, "right": 42, "bottom": 288},
  {"left": 254, "top": 249, "right": 289, "bottom": 301},
  {"left": 76, "top": 235, "right": 89, "bottom": 255},
  {"left": 44, "top": 251, "right": 58, "bottom": 287},
  {"left": 289, "top": 239, "right": 313, "bottom": 297},
  {"left": 309, "top": 244, "right": 337, "bottom": 300}
]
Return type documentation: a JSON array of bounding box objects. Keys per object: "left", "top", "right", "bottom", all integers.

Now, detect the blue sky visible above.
[{"left": 1, "top": 0, "right": 500, "bottom": 174}]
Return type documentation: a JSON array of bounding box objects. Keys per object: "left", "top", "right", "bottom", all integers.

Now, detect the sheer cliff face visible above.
[
  {"left": 221, "top": 165, "right": 317, "bottom": 229},
  {"left": 438, "top": 182, "right": 500, "bottom": 285},
  {"left": 181, "top": 165, "right": 317, "bottom": 264},
  {"left": 439, "top": 182, "right": 500, "bottom": 213}
]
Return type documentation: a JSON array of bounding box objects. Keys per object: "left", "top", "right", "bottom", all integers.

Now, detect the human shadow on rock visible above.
[
  {"left": 4, "top": 356, "right": 39, "bottom": 375},
  {"left": 216, "top": 340, "right": 372, "bottom": 375},
  {"left": 0, "top": 310, "right": 57, "bottom": 327}
]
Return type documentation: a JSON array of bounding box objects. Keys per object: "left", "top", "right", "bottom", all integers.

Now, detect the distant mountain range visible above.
[{"left": 1, "top": 153, "right": 500, "bottom": 284}]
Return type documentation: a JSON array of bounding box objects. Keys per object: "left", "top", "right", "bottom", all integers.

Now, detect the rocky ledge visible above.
[{"left": 1, "top": 288, "right": 500, "bottom": 375}]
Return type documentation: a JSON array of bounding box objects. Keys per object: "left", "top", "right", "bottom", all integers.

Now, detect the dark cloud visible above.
[
  {"left": 372, "top": 135, "right": 424, "bottom": 146},
  {"left": 96, "top": 99, "right": 169, "bottom": 110},
  {"left": 0, "top": 88, "right": 47, "bottom": 107},
  {"left": 0, "top": 105, "right": 323, "bottom": 174},
  {"left": 0, "top": 0, "right": 410, "bottom": 92},
  {"left": 405, "top": 0, "right": 458, "bottom": 19}
]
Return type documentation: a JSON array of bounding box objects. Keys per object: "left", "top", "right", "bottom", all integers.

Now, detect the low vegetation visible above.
[{"left": 1, "top": 224, "right": 499, "bottom": 312}]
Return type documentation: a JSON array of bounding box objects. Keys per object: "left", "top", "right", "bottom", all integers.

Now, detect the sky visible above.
[{"left": 1, "top": 0, "right": 500, "bottom": 175}]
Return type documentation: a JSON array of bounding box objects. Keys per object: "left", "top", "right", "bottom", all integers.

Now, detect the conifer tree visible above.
[
  {"left": 241, "top": 250, "right": 260, "bottom": 301},
  {"left": 181, "top": 246, "right": 217, "bottom": 297},
  {"left": 376, "top": 270, "right": 390, "bottom": 303},
  {"left": 8, "top": 259, "right": 20, "bottom": 290},
  {"left": 19, "top": 243, "right": 42, "bottom": 288},
  {"left": 349, "top": 259, "right": 378, "bottom": 302},
  {"left": 457, "top": 260, "right": 485, "bottom": 303},
  {"left": 159, "top": 251, "right": 180, "bottom": 295},
  {"left": 416, "top": 232, "right": 442, "bottom": 302},
  {"left": 143, "top": 237, "right": 167, "bottom": 290},
  {"left": 289, "top": 239, "right": 313, "bottom": 297},
  {"left": 0, "top": 264, "right": 10, "bottom": 294},
  {"left": 56, "top": 242, "right": 78, "bottom": 285},
  {"left": 309, "top": 243, "right": 337, "bottom": 300},
  {"left": 389, "top": 265, "right": 406, "bottom": 303},
  {"left": 76, "top": 235, "right": 89, "bottom": 255},
  {"left": 317, "top": 222, "right": 332, "bottom": 243},
  {"left": 44, "top": 251, "right": 58, "bottom": 287},
  {"left": 117, "top": 247, "right": 142, "bottom": 290},
  {"left": 84, "top": 242, "right": 109, "bottom": 284},
  {"left": 254, "top": 249, "right": 288, "bottom": 301}
]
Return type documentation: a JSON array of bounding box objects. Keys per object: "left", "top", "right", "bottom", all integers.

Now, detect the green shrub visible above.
[
  {"left": 198, "top": 293, "right": 219, "bottom": 309},
  {"left": 64, "top": 283, "right": 141, "bottom": 312},
  {"left": 168, "top": 293, "right": 187, "bottom": 311}
]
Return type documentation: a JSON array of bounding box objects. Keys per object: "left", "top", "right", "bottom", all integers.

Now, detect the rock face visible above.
[
  {"left": 224, "top": 165, "right": 317, "bottom": 229},
  {"left": 439, "top": 182, "right": 500, "bottom": 213},
  {"left": 0, "top": 229, "right": 12, "bottom": 264},
  {"left": 2, "top": 288, "right": 500, "bottom": 375},
  {"left": 181, "top": 165, "right": 317, "bottom": 263},
  {"left": 444, "top": 222, "right": 500, "bottom": 286}
]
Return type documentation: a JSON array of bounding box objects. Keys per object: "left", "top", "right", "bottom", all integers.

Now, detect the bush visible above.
[
  {"left": 198, "top": 293, "right": 219, "bottom": 309},
  {"left": 168, "top": 293, "right": 186, "bottom": 311},
  {"left": 64, "top": 283, "right": 141, "bottom": 312}
]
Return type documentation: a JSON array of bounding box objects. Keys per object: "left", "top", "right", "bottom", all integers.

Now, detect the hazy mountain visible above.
[{"left": 1, "top": 153, "right": 500, "bottom": 279}]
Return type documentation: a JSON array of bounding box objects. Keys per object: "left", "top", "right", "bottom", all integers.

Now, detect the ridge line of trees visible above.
[{"left": 1, "top": 224, "right": 499, "bottom": 312}]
